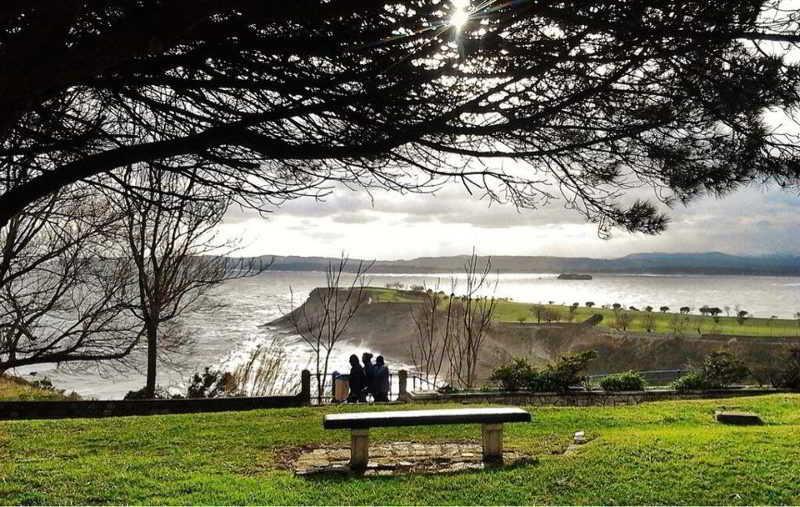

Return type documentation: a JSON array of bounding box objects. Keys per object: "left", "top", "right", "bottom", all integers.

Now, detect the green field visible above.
[
  {"left": 368, "top": 287, "right": 800, "bottom": 337},
  {"left": 1, "top": 395, "right": 799, "bottom": 504}
]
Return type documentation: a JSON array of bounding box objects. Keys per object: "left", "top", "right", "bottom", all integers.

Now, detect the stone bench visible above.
[{"left": 323, "top": 407, "right": 532, "bottom": 469}]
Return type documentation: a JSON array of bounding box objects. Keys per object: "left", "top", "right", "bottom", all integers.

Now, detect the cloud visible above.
[{"left": 218, "top": 181, "right": 800, "bottom": 258}]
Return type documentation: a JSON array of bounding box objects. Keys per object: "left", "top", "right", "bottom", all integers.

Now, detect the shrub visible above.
[
  {"left": 673, "top": 371, "right": 708, "bottom": 392},
  {"left": 489, "top": 351, "right": 597, "bottom": 393},
  {"left": 600, "top": 371, "right": 646, "bottom": 392},
  {"left": 702, "top": 351, "right": 749, "bottom": 387},
  {"left": 490, "top": 358, "right": 535, "bottom": 391},
  {"left": 772, "top": 347, "right": 800, "bottom": 389},
  {"left": 672, "top": 351, "right": 750, "bottom": 391},
  {"left": 528, "top": 350, "right": 597, "bottom": 393},
  {"left": 186, "top": 368, "right": 234, "bottom": 398}
]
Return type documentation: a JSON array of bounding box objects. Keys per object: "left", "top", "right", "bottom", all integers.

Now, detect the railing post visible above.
[
  {"left": 398, "top": 370, "right": 408, "bottom": 401},
  {"left": 300, "top": 369, "right": 311, "bottom": 405}
]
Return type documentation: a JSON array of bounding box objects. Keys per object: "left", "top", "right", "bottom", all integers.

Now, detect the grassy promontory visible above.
[
  {"left": 1, "top": 394, "right": 799, "bottom": 504},
  {"left": 369, "top": 287, "right": 800, "bottom": 338},
  {"left": 0, "top": 375, "right": 77, "bottom": 401}
]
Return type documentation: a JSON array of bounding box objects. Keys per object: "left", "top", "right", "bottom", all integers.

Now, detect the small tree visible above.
[
  {"left": 530, "top": 305, "right": 545, "bottom": 324},
  {"left": 585, "top": 302, "right": 595, "bottom": 308},
  {"left": 642, "top": 310, "right": 657, "bottom": 333},
  {"left": 614, "top": 311, "right": 634, "bottom": 331},
  {"left": 660, "top": 306, "right": 669, "bottom": 313},
  {"left": 115, "top": 166, "right": 266, "bottom": 399},
  {"left": 737, "top": 310, "right": 749, "bottom": 325},
  {"left": 701, "top": 351, "right": 750, "bottom": 388},
  {"left": 680, "top": 306, "right": 691, "bottom": 314},
  {"left": 543, "top": 308, "right": 562, "bottom": 323},
  {"left": 409, "top": 279, "right": 458, "bottom": 387},
  {"left": 670, "top": 313, "right": 689, "bottom": 337},
  {"left": 446, "top": 252, "right": 497, "bottom": 389},
  {"left": 566, "top": 304, "right": 579, "bottom": 323}
]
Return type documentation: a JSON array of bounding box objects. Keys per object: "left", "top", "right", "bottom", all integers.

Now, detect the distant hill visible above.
[{"left": 253, "top": 252, "right": 800, "bottom": 276}]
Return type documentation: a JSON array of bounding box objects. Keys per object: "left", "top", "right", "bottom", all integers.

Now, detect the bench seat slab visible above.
[{"left": 323, "top": 407, "right": 531, "bottom": 429}]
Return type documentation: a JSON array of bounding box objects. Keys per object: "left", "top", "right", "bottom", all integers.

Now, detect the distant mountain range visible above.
[{"left": 254, "top": 252, "right": 800, "bottom": 276}]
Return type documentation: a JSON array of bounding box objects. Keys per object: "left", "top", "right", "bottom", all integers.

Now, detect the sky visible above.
[{"left": 215, "top": 181, "right": 800, "bottom": 260}]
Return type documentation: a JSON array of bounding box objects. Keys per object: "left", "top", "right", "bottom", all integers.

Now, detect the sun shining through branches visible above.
[{"left": 450, "top": 0, "right": 471, "bottom": 29}]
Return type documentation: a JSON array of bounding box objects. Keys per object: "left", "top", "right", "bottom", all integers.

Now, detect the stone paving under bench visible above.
[{"left": 293, "top": 441, "right": 536, "bottom": 476}]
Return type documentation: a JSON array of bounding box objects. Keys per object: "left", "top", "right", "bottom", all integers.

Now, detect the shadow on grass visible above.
[{"left": 298, "top": 455, "right": 539, "bottom": 481}]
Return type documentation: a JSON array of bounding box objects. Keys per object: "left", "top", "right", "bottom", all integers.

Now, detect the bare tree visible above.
[
  {"left": 613, "top": 311, "right": 635, "bottom": 332},
  {"left": 0, "top": 186, "right": 142, "bottom": 373},
  {"left": 446, "top": 252, "right": 498, "bottom": 390},
  {"left": 287, "top": 255, "right": 372, "bottom": 404},
  {"left": 642, "top": 311, "right": 657, "bottom": 333},
  {"left": 113, "top": 165, "right": 266, "bottom": 398},
  {"left": 409, "top": 281, "right": 457, "bottom": 387}
]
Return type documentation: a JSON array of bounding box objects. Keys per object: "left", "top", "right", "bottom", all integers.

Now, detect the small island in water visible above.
[{"left": 557, "top": 273, "right": 593, "bottom": 280}]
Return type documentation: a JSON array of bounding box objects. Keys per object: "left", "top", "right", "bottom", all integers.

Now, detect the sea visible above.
[{"left": 11, "top": 271, "right": 800, "bottom": 399}]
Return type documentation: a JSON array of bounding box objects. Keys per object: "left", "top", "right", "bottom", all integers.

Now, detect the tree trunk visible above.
[{"left": 144, "top": 323, "right": 158, "bottom": 398}]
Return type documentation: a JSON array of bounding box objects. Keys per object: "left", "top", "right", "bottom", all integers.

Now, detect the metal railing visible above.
[{"left": 305, "top": 370, "right": 439, "bottom": 404}]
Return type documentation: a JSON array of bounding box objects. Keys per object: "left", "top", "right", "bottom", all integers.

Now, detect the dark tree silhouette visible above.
[
  {"left": 0, "top": 186, "right": 141, "bottom": 373},
  {"left": 737, "top": 310, "right": 750, "bottom": 324},
  {"left": 2, "top": 1, "right": 800, "bottom": 235}
]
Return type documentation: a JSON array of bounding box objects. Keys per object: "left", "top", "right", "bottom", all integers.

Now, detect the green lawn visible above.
[
  {"left": 2, "top": 395, "right": 799, "bottom": 504},
  {"left": 493, "top": 301, "right": 800, "bottom": 337},
  {"left": 366, "top": 287, "right": 800, "bottom": 337}
]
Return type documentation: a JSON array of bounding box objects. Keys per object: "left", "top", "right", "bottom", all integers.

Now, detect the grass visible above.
[
  {"left": 494, "top": 301, "right": 800, "bottom": 337},
  {"left": 0, "top": 375, "right": 76, "bottom": 401},
  {"left": 1, "top": 394, "right": 799, "bottom": 504},
  {"left": 366, "top": 287, "right": 800, "bottom": 337}
]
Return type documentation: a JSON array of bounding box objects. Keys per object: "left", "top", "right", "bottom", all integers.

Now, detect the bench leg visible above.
[
  {"left": 350, "top": 429, "right": 369, "bottom": 470},
  {"left": 481, "top": 423, "right": 503, "bottom": 463}
]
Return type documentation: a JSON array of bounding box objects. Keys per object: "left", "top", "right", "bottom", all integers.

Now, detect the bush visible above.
[
  {"left": 186, "top": 368, "right": 235, "bottom": 398},
  {"left": 672, "top": 351, "right": 750, "bottom": 391},
  {"left": 124, "top": 386, "right": 180, "bottom": 400},
  {"left": 701, "top": 351, "right": 749, "bottom": 387},
  {"left": 490, "top": 358, "right": 535, "bottom": 391},
  {"left": 772, "top": 347, "right": 800, "bottom": 389},
  {"left": 600, "top": 371, "right": 646, "bottom": 392},
  {"left": 528, "top": 350, "right": 598, "bottom": 393},
  {"left": 673, "top": 371, "right": 708, "bottom": 391},
  {"left": 489, "top": 351, "right": 597, "bottom": 393}
]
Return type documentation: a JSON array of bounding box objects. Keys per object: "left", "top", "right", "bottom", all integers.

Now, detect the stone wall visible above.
[
  {"left": 0, "top": 394, "right": 307, "bottom": 420},
  {"left": 0, "top": 369, "right": 313, "bottom": 420},
  {"left": 405, "top": 388, "right": 795, "bottom": 406}
]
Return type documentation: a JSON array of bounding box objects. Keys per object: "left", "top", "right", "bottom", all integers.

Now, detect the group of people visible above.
[{"left": 346, "top": 352, "right": 390, "bottom": 402}]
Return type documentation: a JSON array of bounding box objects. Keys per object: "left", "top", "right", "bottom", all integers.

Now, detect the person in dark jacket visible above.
[
  {"left": 347, "top": 354, "right": 366, "bottom": 403},
  {"left": 374, "top": 355, "right": 390, "bottom": 402},
  {"left": 361, "top": 352, "right": 376, "bottom": 399}
]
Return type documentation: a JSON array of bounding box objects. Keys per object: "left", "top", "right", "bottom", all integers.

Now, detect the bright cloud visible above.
[{"left": 216, "top": 182, "right": 800, "bottom": 259}]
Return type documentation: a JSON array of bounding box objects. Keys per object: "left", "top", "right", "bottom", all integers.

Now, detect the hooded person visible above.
[
  {"left": 361, "top": 352, "right": 376, "bottom": 399},
  {"left": 374, "top": 355, "right": 390, "bottom": 402},
  {"left": 347, "top": 354, "right": 366, "bottom": 403}
]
